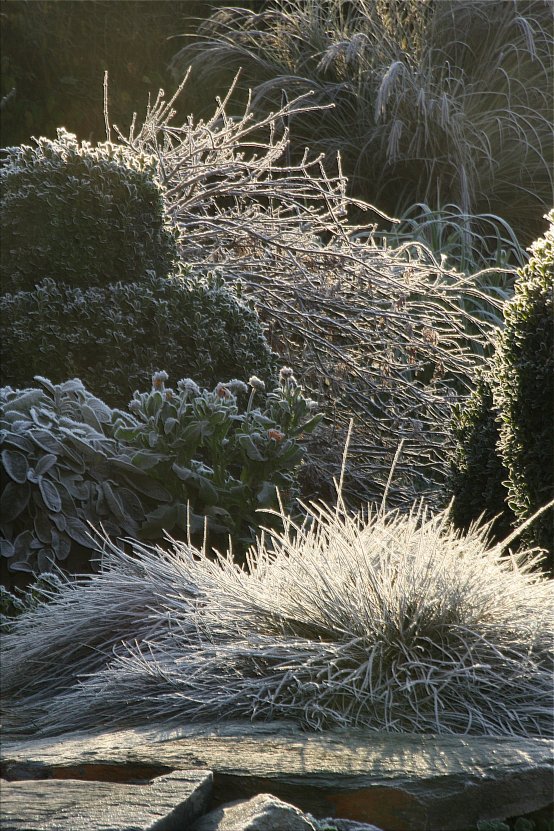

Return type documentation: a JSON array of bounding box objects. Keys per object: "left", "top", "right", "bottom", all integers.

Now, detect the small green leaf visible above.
[
  {"left": 257, "top": 481, "right": 277, "bottom": 505},
  {"left": 238, "top": 434, "right": 266, "bottom": 461},
  {"left": 172, "top": 463, "right": 193, "bottom": 482},
  {"left": 131, "top": 451, "right": 166, "bottom": 470}
]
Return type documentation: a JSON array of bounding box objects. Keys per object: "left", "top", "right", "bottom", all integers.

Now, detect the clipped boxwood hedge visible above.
[
  {"left": 0, "top": 128, "right": 178, "bottom": 293},
  {"left": 449, "top": 212, "right": 553, "bottom": 566},
  {"left": 448, "top": 372, "right": 516, "bottom": 541},
  {"left": 493, "top": 212, "right": 553, "bottom": 562},
  {"left": 0, "top": 270, "right": 276, "bottom": 408}
]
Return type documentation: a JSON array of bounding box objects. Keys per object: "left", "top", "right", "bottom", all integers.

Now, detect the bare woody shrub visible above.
[
  {"left": 107, "top": 75, "right": 503, "bottom": 508},
  {"left": 2, "top": 499, "right": 552, "bottom": 737}
]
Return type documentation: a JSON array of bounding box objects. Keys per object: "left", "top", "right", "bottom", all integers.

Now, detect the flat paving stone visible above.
[
  {"left": 0, "top": 769, "right": 212, "bottom": 831},
  {"left": 1, "top": 721, "right": 553, "bottom": 830}
]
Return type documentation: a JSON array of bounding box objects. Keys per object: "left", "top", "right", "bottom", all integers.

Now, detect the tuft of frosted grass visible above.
[{"left": 2, "top": 502, "right": 552, "bottom": 738}]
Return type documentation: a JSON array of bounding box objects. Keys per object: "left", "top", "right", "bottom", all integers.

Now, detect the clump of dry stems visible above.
[{"left": 108, "top": 74, "right": 504, "bottom": 508}]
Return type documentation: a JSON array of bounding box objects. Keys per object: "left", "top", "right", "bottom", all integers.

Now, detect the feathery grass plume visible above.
[
  {"left": 105, "top": 74, "right": 507, "bottom": 509},
  {"left": 2, "top": 500, "right": 552, "bottom": 738},
  {"left": 172, "top": 0, "right": 553, "bottom": 248}
]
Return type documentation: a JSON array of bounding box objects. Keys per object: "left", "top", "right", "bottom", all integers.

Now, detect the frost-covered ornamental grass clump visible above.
[{"left": 3, "top": 498, "right": 552, "bottom": 738}]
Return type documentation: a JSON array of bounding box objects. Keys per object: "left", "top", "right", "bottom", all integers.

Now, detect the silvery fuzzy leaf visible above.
[
  {"left": 0, "top": 538, "right": 15, "bottom": 558},
  {"left": 51, "top": 512, "right": 67, "bottom": 533},
  {"left": 13, "top": 529, "right": 34, "bottom": 561},
  {"left": 101, "top": 481, "right": 126, "bottom": 522},
  {"left": 34, "top": 511, "right": 52, "bottom": 544},
  {"left": 131, "top": 451, "right": 166, "bottom": 470},
  {"left": 80, "top": 404, "right": 102, "bottom": 433},
  {"left": 34, "top": 376, "right": 56, "bottom": 394},
  {"left": 9, "top": 558, "right": 35, "bottom": 573},
  {"left": 35, "top": 453, "right": 58, "bottom": 477},
  {"left": 1, "top": 481, "right": 30, "bottom": 522},
  {"left": 51, "top": 529, "right": 71, "bottom": 561},
  {"left": 1, "top": 433, "right": 34, "bottom": 453},
  {"left": 1, "top": 448, "right": 29, "bottom": 484},
  {"left": 117, "top": 487, "right": 145, "bottom": 522},
  {"left": 64, "top": 515, "right": 93, "bottom": 547},
  {"left": 30, "top": 429, "right": 64, "bottom": 455},
  {"left": 38, "top": 477, "right": 62, "bottom": 513},
  {"left": 59, "top": 378, "right": 86, "bottom": 394},
  {"left": 86, "top": 396, "right": 113, "bottom": 423},
  {"left": 30, "top": 407, "right": 54, "bottom": 428},
  {"left": 27, "top": 468, "right": 41, "bottom": 484},
  {"left": 2, "top": 389, "right": 44, "bottom": 413}
]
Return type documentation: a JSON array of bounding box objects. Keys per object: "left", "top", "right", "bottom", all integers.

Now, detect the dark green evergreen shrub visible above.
[
  {"left": 493, "top": 212, "right": 553, "bottom": 562},
  {"left": 448, "top": 212, "right": 553, "bottom": 565},
  {"left": 449, "top": 372, "right": 516, "bottom": 541},
  {"left": 0, "top": 270, "right": 276, "bottom": 408},
  {"left": 0, "top": 129, "right": 178, "bottom": 293}
]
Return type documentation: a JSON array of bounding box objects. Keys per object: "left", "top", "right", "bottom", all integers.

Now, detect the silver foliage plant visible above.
[
  {"left": 106, "top": 72, "right": 506, "bottom": 508},
  {"left": 3, "top": 498, "right": 552, "bottom": 738}
]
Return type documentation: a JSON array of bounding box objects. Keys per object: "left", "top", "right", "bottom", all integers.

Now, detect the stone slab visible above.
[
  {"left": 0, "top": 769, "right": 212, "bottom": 831},
  {"left": 1, "top": 721, "right": 553, "bottom": 830}
]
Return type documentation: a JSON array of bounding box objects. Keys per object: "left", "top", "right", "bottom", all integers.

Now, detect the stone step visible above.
[
  {"left": 0, "top": 770, "right": 212, "bottom": 831},
  {"left": 1, "top": 721, "right": 553, "bottom": 831}
]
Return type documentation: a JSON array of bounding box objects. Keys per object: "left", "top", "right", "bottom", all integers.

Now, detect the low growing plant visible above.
[
  {"left": 0, "top": 128, "right": 178, "bottom": 293},
  {"left": 1, "top": 369, "right": 321, "bottom": 582},
  {"left": 0, "top": 378, "right": 172, "bottom": 581},
  {"left": 0, "top": 270, "right": 276, "bottom": 408},
  {"left": 114, "top": 367, "right": 322, "bottom": 557},
  {"left": 2, "top": 494, "right": 552, "bottom": 738}
]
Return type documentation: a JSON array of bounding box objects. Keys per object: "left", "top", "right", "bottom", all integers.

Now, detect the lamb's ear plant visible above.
[
  {"left": 0, "top": 378, "right": 172, "bottom": 580},
  {"left": 2, "top": 483, "right": 551, "bottom": 739},
  {"left": 114, "top": 368, "right": 322, "bottom": 557}
]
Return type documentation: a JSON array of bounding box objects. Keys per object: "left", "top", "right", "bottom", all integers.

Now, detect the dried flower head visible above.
[
  {"left": 279, "top": 366, "right": 294, "bottom": 380},
  {"left": 248, "top": 375, "right": 266, "bottom": 391},
  {"left": 177, "top": 378, "right": 201, "bottom": 397},
  {"left": 268, "top": 428, "right": 285, "bottom": 442},
  {"left": 152, "top": 370, "right": 169, "bottom": 391},
  {"left": 224, "top": 379, "right": 249, "bottom": 396},
  {"left": 215, "top": 382, "right": 232, "bottom": 399}
]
